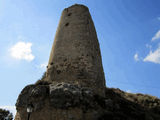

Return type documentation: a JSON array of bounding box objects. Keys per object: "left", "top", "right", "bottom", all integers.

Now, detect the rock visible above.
[
  {"left": 16, "top": 85, "right": 35, "bottom": 108},
  {"left": 16, "top": 85, "right": 49, "bottom": 111},
  {"left": 49, "top": 82, "right": 97, "bottom": 109},
  {"left": 15, "top": 85, "right": 160, "bottom": 120}
]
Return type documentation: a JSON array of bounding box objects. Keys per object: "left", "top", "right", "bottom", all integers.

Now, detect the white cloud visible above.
[
  {"left": 9, "top": 41, "right": 35, "bottom": 61},
  {"left": 143, "top": 46, "right": 160, "bottom": 64},
  {"left": 134, "top": 53, "right": 139, "bottom": 61},
  {"left": 40, "top": 62, "right": 48, "bottom": 69},
  {"left": 158, "top": 17, "right": 160, "bottom": 21},
  {"left": 146, "top": 44, "right": 152, "bottom": 49},
  {"left": 152, "top": 30, "right": 160, "bottom": 41},
  {"left": 0, "top": 106, "right": 16, "bottom": 118},
  {"left": 126, "top": 90, "right": 132, "bottom": 93}
]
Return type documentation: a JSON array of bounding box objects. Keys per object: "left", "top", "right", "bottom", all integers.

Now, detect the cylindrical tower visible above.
[
  {"left": 15, "top": 4, "right": 107, "bottom": 120},
  {"left": 46, "top": 4, "right": 106, "bottom": 96}
]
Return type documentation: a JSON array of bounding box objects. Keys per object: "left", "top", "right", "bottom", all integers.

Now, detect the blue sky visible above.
[{"left": 1, "top": 0, "right": 160, "bottom": 115}]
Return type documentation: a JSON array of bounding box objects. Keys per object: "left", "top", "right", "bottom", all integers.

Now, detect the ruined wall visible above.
[{"left": 46, "top": 4, "right": 106, "bottom": 96}]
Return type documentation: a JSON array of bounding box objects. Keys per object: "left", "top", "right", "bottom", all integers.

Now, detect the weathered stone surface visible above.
[
  {"left": 15, "top": 82, "right": 106, "bottom": 120},
  {"left": 15, "top": 86, "right": 160, "bottom": 120},
  {"left": 16, "top": 82, "right": 104, "bottom": 110},
  {"left": 45, "top": 4, "right": 106, "bottom": 96},
  {"left": 49, "top": 83, "right": 82, "bottom": 108},
  {"left": 16, "top": 85, "right": 35, "bottom": 108},
  {"left": 49, "top": 82, "right": 98, "bottom": 109},
  {"left": 16, "top": 85, "right": 49, "bottom": 112}
]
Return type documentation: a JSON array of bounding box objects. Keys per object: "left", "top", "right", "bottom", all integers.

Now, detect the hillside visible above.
[
  {"left": 16, "top": 79, "right": 160, "bottom": 120},
  {"left": 103, "top": 87, "right": 160, "bottom": 120}
]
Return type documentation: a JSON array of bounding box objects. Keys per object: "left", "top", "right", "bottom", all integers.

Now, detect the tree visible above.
[{"left": 0, "top": 108, "right": 13, "bottom": 120}]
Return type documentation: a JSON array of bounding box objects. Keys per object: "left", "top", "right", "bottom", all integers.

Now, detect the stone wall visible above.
[{"left": 46, "top": 4, "right": 106, "bottom": 96}]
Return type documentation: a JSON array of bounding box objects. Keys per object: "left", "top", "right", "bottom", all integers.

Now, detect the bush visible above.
[{"left": 0, "top": 108, "right": 13, "bottom": 120}]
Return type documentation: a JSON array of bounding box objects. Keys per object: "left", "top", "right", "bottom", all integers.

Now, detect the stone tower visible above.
[
  {"left": 15, "top": 4, "right": 106, "bottom": 120},
  {"left": 46, "top": 4, "right": 105, "bottom": 96}
]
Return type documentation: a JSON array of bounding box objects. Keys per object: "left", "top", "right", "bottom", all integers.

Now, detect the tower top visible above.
[{"left": 66, "top": 4, "right": 88, "bottom": 9}]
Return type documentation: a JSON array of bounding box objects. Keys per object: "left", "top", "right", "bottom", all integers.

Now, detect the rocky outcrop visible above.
[
  {"left": 15, "top": 83, "right": 160, "bottom": 120},
  {"left": 15, "top": 82, "right": 105, "bottom": 120},
  {"left": 103, "top": 88, "right": 160, "bottom": 120}
]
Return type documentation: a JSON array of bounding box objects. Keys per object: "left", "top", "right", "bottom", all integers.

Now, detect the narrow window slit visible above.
[
  {"left": 65, "top": 23, "right": 69, "bottom": 26},
  {"left": 68, "top": 13, "right": 72, "bottom": 16}
]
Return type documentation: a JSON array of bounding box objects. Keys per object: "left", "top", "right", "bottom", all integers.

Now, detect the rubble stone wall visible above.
[{"left": 46, "top": 4, "right": 106, "bottom": 96}]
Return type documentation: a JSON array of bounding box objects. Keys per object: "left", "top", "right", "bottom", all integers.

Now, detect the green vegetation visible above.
[{"left": 0, "top": 108, "right": 13, "bottom": 120}]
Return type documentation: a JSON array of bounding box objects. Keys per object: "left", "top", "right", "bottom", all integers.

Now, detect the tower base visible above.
[{"left": 15, "top": 83, "right": 106, "bottom": 120}]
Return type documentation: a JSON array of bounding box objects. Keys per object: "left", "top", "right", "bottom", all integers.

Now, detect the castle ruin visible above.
[
  {"left": 45, "top": 4, "right": 106, "bottom": 96},
  {"left": 15, "top": 4, "right": 106, "bottom": 120}
]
